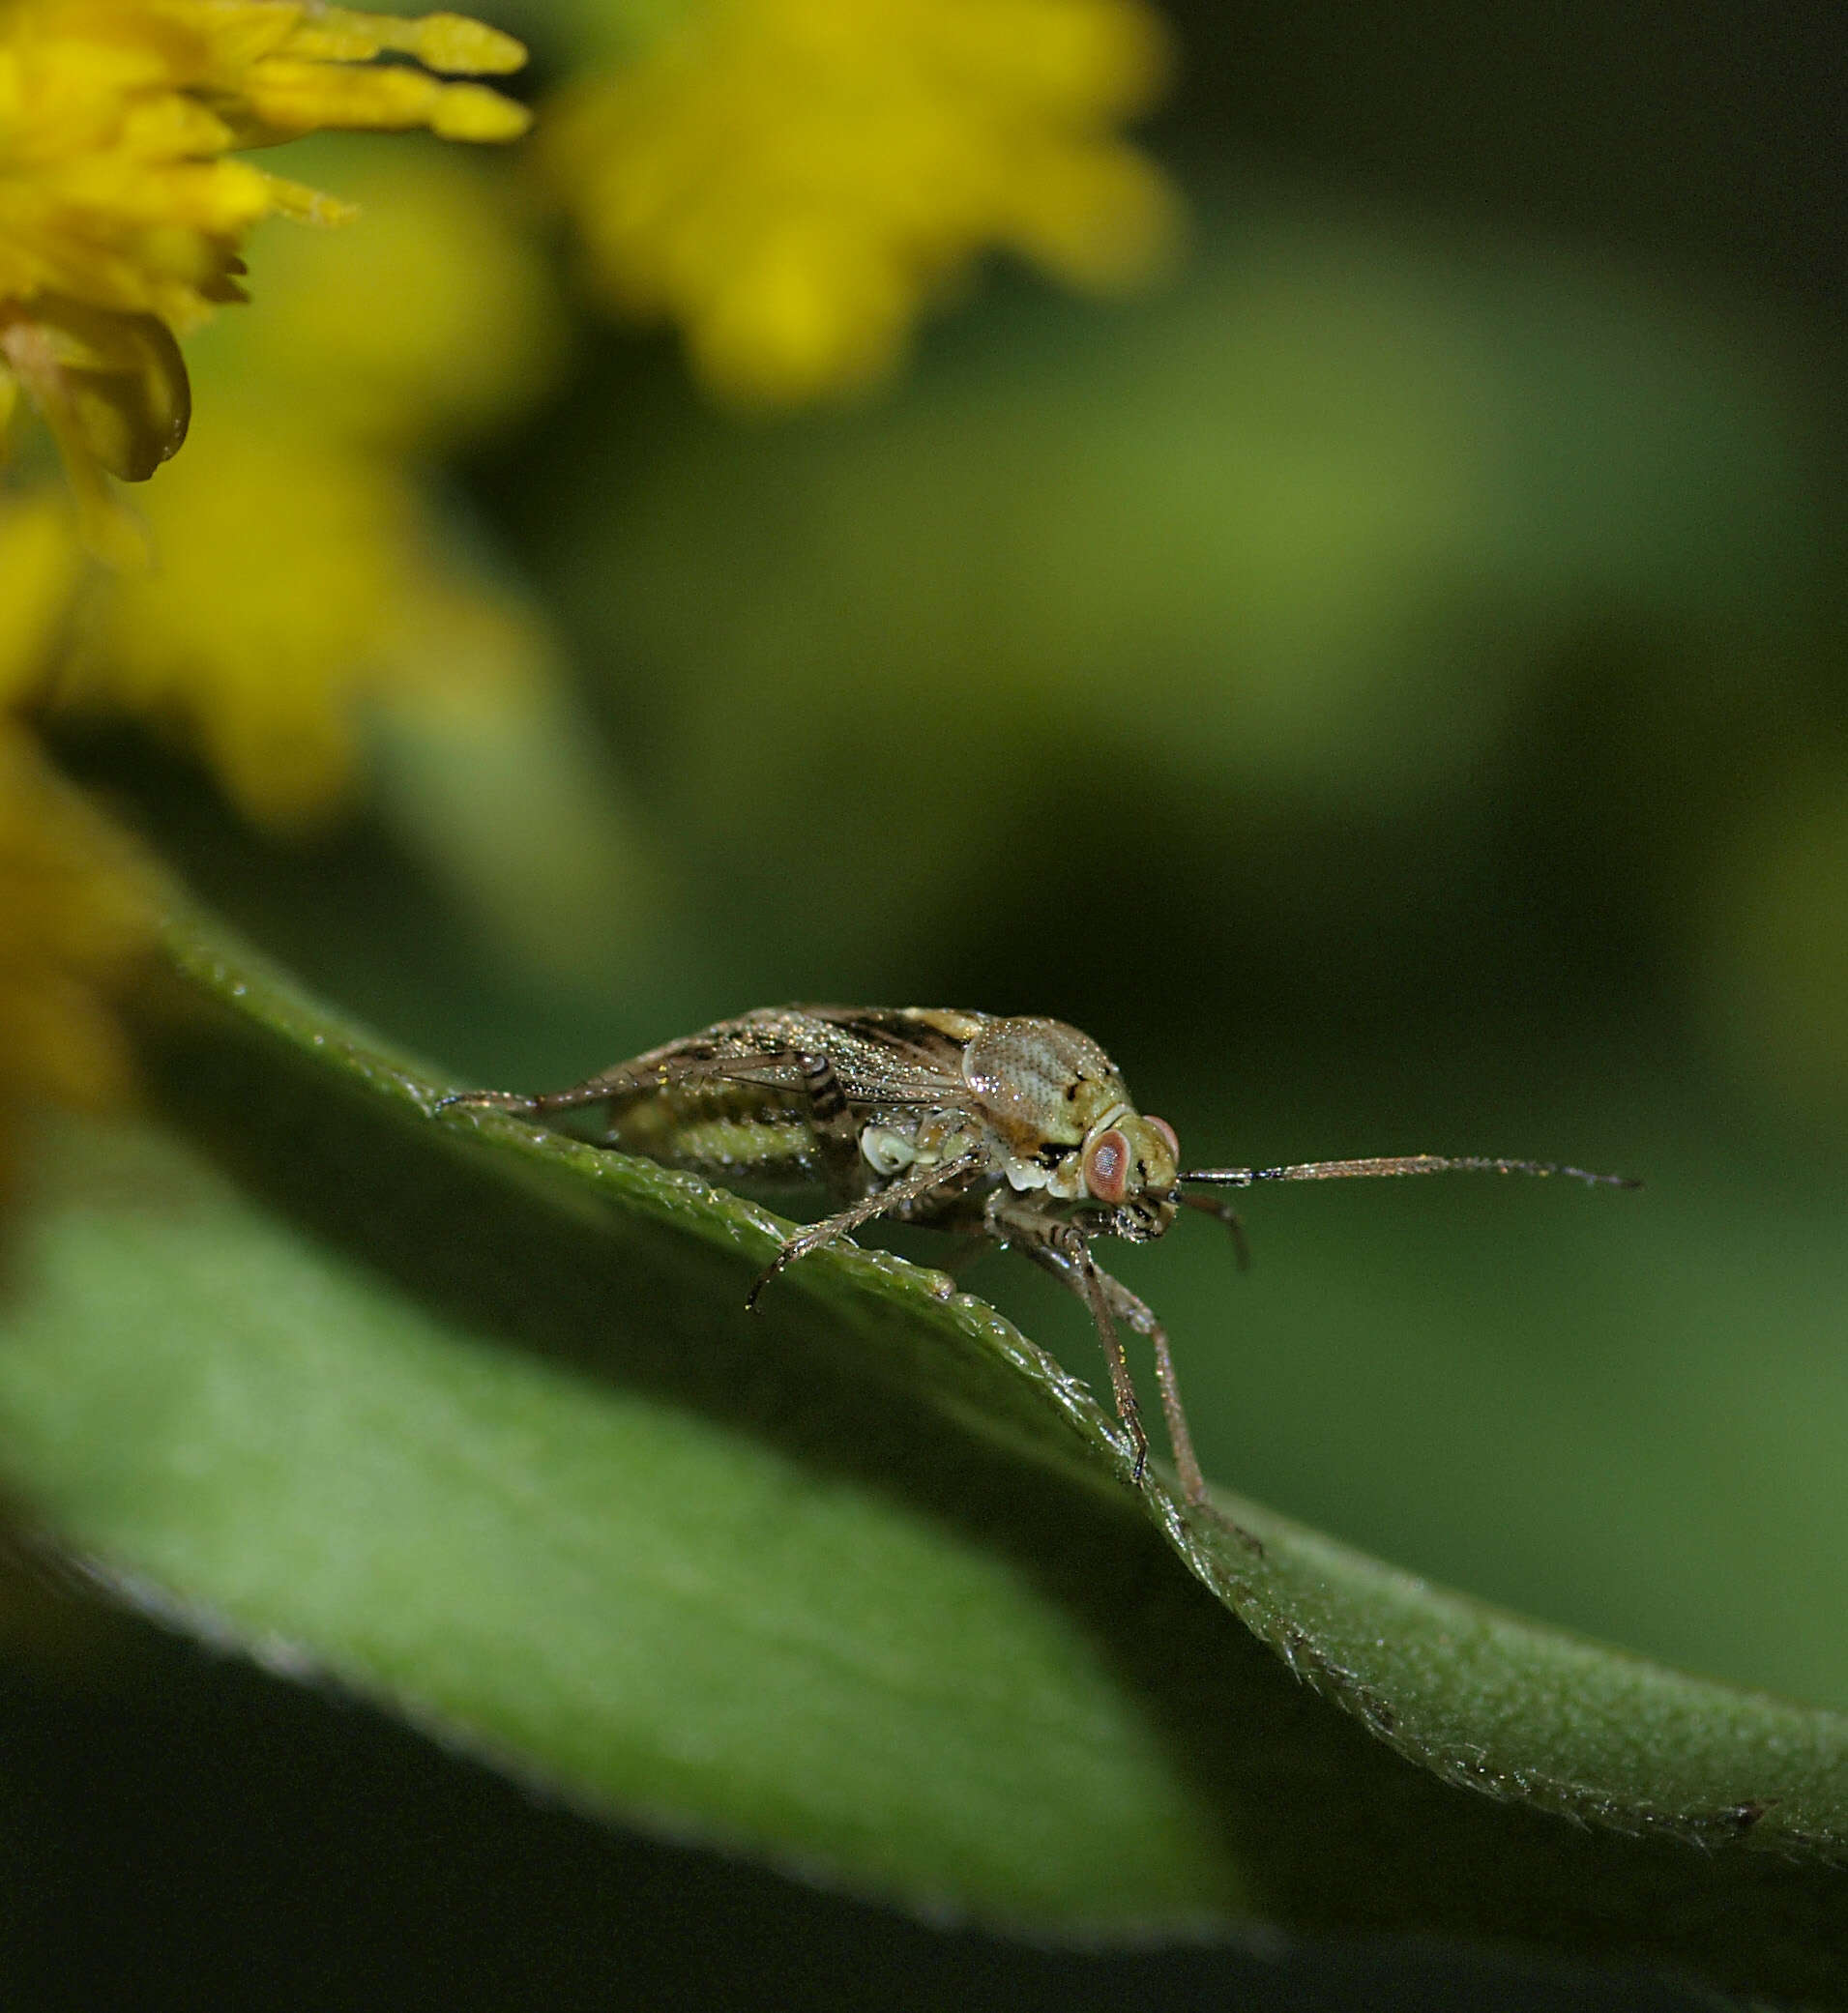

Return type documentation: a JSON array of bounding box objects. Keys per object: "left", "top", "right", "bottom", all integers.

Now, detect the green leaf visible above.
[{"left": 1, "top": 894, "right": 1845, "bottom": 2000}]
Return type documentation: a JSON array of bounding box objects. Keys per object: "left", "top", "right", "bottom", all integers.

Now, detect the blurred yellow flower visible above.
[
  {"left": 64, "top": 419, "right": 430, "bottom": 823},
  {"left": 0, "top": 0, "right": 531, "bottom": 550},
  {"left": 46, "top": 140, "right": 568, "bottom": 828},
  {"left": 56, "top": 416, "right": 565, "bottom": 830},
  {"left": 541, "top": 0, "right": 1180, "bottom": 405},
  {"left": 0, "top": 722, "right": 152, "bottom": 1198},
  {"left": 0, "top": 488, "right": 147, "bottom": 1199},
  {"left": 187, "top": 134, "right": 567, "bottom": 452},
  {"left": 0, "top": 485, "right": 80, "bottom": 699}
]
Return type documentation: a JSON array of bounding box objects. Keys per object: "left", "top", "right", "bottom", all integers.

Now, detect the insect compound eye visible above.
[
  {"left": 1146, "top": 1116, "right": 1180, "bottom": 1164},
  {"left": 1083, "top": 1127, "right": 1132, "bottom": 1204}
]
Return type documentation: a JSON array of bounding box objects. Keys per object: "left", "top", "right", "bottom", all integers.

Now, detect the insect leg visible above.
[
  {"left": 745, "top": 1150, "right": 984, "bottom": 1309},
  {"left": 1181, "top": 1191, "right": 1250, "bottom": 1271},
  {"left": 1089, "top": 1268, "right": 1208, "bottom": 1506},
  {"left": 434, "top": 1057, "right": 691, "bottom": 1121},
  {"left": 1000, "top": 1217, "right": 1151, "bottom": 1489},
  {"left": 432, "top": 1086, "right": 543, "bottom": 1115},
  {"left": 791, "top": 1049, "right": 865, "bottom": 1187},
  {"left": 435, "top": 1033, "right": 825, "bottom": 1128}
]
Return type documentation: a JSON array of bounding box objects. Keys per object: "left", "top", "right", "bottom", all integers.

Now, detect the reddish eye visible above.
[
  {"left": 1147, "top": 1116, "right": 1180, "bottom": 1163},
  {"left": 1084, "top": 1128, "right": 1131, "bottom": 1204}
]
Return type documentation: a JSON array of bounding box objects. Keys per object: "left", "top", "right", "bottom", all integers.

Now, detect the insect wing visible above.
[{"left": 765, "top": 1007, "right": 987, "bottom": 1116}]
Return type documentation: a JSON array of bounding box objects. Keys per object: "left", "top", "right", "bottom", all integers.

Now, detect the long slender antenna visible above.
[{"left": 1181, "top": 1154, "right": 1640, "bottom": 1191}]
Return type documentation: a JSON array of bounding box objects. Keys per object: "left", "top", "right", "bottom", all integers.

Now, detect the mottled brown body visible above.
[{"left": 440, "top": 1007, "right": 1635, "bottom": 1507}]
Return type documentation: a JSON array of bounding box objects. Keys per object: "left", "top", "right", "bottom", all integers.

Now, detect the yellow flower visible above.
[
  {"left": 182, "top": 134, "right": 567, "bottom": 453},
  {"left": 0, "top": 485, "right": 81, "bottom": 700},
  {"left": 0, "top": 720, "right": 152, "bottom": 1199},
  {"left": 43, "top": 140, "right": 568, "bottom": 830},
  {"left": 0, "top": 0, "right": 530, "bottom": 550},
  {"left": 0, "top": 495, "right": 147, "bottom": 1191},
  {"left": 56, "top": 401, "right": 563, "bottom": 830},
  {"left": 540, "top": 0, "right": 1180, "bottom": 406},
  {"left": 62, "top": 417, "right": 425, "bottom": 822}
]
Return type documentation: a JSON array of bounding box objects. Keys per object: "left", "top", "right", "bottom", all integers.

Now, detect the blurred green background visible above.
[
  {"left": 28, "top": 0, "right": 1848, "bottom": 2002},
  {"left": 133, "top": 0, "right": 1847, "bottom": 1706}
]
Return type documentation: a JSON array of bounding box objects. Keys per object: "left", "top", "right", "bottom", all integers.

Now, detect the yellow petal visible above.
[
  {"left": 289, "top": 8, "right": 529, "bottom": 73},
  {"left": 243, "top": 56, "right": 531, "bottom": 139}
]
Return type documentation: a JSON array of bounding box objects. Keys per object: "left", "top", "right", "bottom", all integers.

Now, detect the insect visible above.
[{"left": 437, "top": 1008, "right": 1636, "bottom": 1507}]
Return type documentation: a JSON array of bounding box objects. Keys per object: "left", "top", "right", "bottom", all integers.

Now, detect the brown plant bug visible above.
[{"left": 438, "top": 1007, "right": 1637, "bottom": 1506}]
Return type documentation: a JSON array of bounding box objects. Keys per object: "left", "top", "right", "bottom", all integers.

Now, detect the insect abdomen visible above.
[{"left": 608, "top": 1093, "right": 828, "bottom": 1184}]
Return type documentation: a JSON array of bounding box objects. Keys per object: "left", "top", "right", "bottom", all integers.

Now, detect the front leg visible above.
[
  {"left": 1088, "top": 1267, "right": 1208, "bottom": 1508},
  {"left": 993, "top": 1205, "right": 1152, "bottom": 1491},
  {"left": 993, "top": 1199, "right": 1209, "bottom": 1504}
]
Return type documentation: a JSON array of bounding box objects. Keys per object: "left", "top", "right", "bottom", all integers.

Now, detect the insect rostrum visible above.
[{"left": 437, "top": 1007, "right": 1636, "bottom": 1507}]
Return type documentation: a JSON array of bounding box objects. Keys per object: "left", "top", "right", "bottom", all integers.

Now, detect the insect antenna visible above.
[{"left": 1181, "top": 1154, "right": 1641, "bottom": 1191}]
